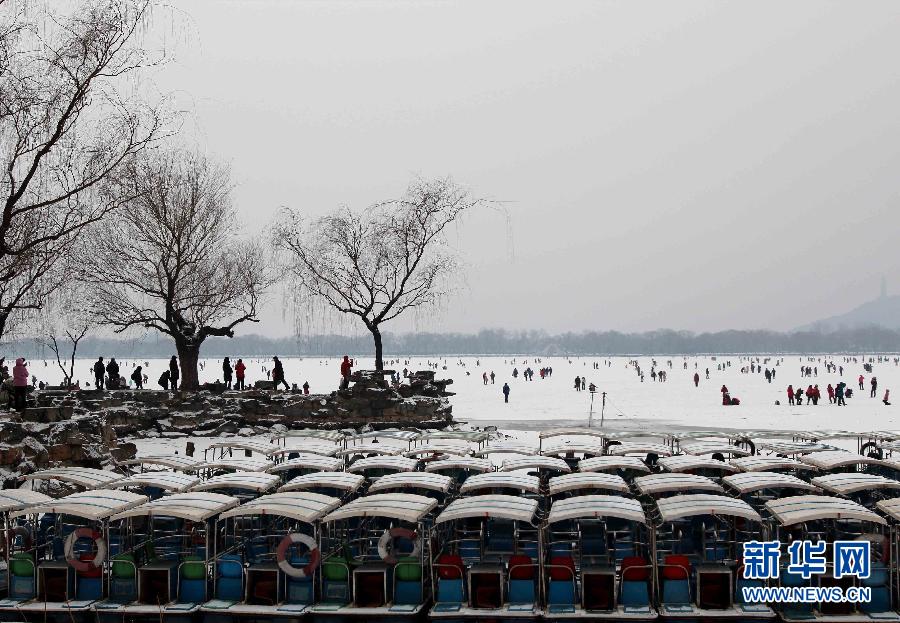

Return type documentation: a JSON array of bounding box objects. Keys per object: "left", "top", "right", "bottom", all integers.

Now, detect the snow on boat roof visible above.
[
  {"left": 11, "top": 490, "right": 148, "bottom": 521},
  {"left": 436, "top": 495, "right": 538, "bottom": 525},
  {"left": 337, "top": 445, "right": 403, "bottom": 458},
  {"left": 539, "top": 428, "right": 607, "bottom": 440},
  {"left": 111, "top": 492, "right": 239, "bottom": 522},
  {"left": 23, "top": 467, "right": 122, "bottom": 489},
  {"left": 766, "top": 495, "right": 886, "bottom": 526},
  {"left": 352, "top": 429, "right": 421, "bottom": 442},
  {"left": 657, "top": 455, "right": 739, "bottom": 473},
  {"left": 119, "top": 455, "right": 203, "bottom": 471},
  {"left": 656, "top": 494, "right": 762, "bottom": 523},
  {"left": 279, "top": 471, "right": 365, "bottom": 493},
  {"left": 578, "top": 456, "right": 651, "bottom": 474},
  {"left": 548, "top": 473, "right": 629, "bottom": 495},
  {"left": 208, "top": 440, "right": 281, "bottom": 456},
  {"left": 756, "top": 441, "right": 836, "bottom": 455},
  {"left": 875, "top": 498, "right": 900, "bottom": 522},
  {"left": 634, "top": 473, "right": 724, "bottom": 496},
  {"left": 265, "top": 454, "right": 343, "bottom": 474},
  {"left": 549, "top": 495, "right": 646, "bottom": 525},
  {"left": 221, "top": 491, "right": 340, "bottom": 523},
  {"left": 368, "top": 472, "right": 453, "bottom": 494},
  {"left": 347, "top": 455, "right": 419, "bottom": 473},
  {"left": 722, "top": 472, "right": 820, "bottom": 495},
  {"left": 418, "top": 430, "right": 491, "bottom": 442},
  {"left": 424, "top": 457, "right": 494, "bottom": 473},
  {"left": 473, "top": 441, "right": 538, "bottom": 456},
  {"left": 799, "top": 451, "right": 886, "bottom": 470},
  {"left": 731, "top": 456, "right": 815, "bottom": 472},
  {"left": 324, "top": 493, "right": 437, "bottom": 523},
  {"left": 278, "top": 429, "right": 346, "bottom": 442},
  {"left": 110, "top": 471, "right": 200, "bottom": 493},
  {"left": 0, "top": 490, "right": 53, "bottom": 513},
  {"left": 679, "top": 441, "right": 751, "bottom": 457},
  {"left": 606, "top": 442, "right": 673, "bottom": 457},
  {"left": 500, "top": 455, "right": 571, "bottom": 473},
  {"left": 459, "top": 472, "right": 541, "bottom": 494},
  {"left": 191, "top": 472, "right": 281, "bottom": 493},
  {"left": 403, "top": 442, "right": 472, "bottom": 457},
  {"left": 877, "top": 440, "right": 900, "bottom": 452},
  {"left": 668, "top": 431, "right": 729, "bottom": 441},
  {"left": 540, "top": 441, "right": 606, "bottom": 457},
  {"left": 186, "top": 458, "right": 271, "bottom": 473},
  {"left": 271, "top": 443, "right": 341, "bottom": 457},
  {"left": 811, "top": 473, "right": 900, "bottom": 495}
]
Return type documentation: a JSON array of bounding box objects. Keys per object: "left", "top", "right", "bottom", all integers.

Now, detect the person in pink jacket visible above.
[{"left": 12, "top": 358, "right": 28, "bottom": 411}]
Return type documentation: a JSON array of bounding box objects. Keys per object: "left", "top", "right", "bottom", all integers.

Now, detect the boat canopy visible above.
[
  {"left": 11, "top": 490, "right": 148, "bottom": 521},
  {"left": 679, "top": 441, "right": 751, "bottom": 457},
  {"left": 459, "top": 472, "right": 541, "bottom": 494},
  {"left": 207, "top": 440, "right": 281, "bottom": 457},
  {"left": 756, "top": 441, "right": 836, "bottom": 455},
  {"left": 337, "top": 445, "right": 403, "bottom": 458},
  {"left": 347, "top": 455, "right": 418, "bottom": 473},
  {"left": 276, "top": 443, "right": 342, "bottom": 457},
  {"left": 23, "top": 467, "right": 122, "bottom": 489},
  {"left": 473, "top": 441, "right": 538, "bottom": 456},
  {"left": 875, "top": 497, "right": 900, "bottom": 522},
  {"left": 323, "top": 493, "right": 437, "bottom": 523},
  {"left": 265, "top": 454, "right": 343, "bottom": 474},
  {"left": 811, "top": 473, "right": 900, "bottom": 495},
  {"left": 540, "top": 441, "right": 606, "bottom": 457},
  {"left": 276, "top": 429, "right": 347, "bottom": 442},
  {"left": 111, "top": 492, "right": 239, "bottom": 523},
  {"left": 118, "top": 455, "right": 203, "bottom": 471},
  {"left": 500, "top": 455, "right": 571, "bottom": 473},
  {"left": 368, "top": 472, "right": 453, "bottom": 494},
  {"left": 110, "top": 471, "right": 200, "bottom": 493},
  {"left": 877, "top": 440, "right": 900, "bottom": 452},
  {"left": 655, "top": 494, "right": 762, "bottom": 523},
  {"left": 220, "top": 491, "right": 340, "bottom": 523},
  {"left": 403, "top": 442, "right": 472, "bottom": 457},
  {"left": 766, "top": 495, "right": 886, "bottom": 526},
  {"left": 538, "top": 428, "right": 607, "bottom": 440},
  {"left": 548, "top": 473, "right": 629, "bottom": 495},
  {"left": 549, "top": 495, "right": 646, "bottom": 525},
  {"left": 634, "top": 473, "right": 724, "bottom": 496},
  {"left": 0, "top": 489, "right": 53, "bottom": 513},
  {"left": 731, "top": 456, "right": 814, "bottom": 472},
  {"left": 351, "top": 429, "right": 421, "bottom": 442},
  {"left": 436, "top": 494, "right": 539, "bottom": 525},
  {"left": 418, "top": 430, "right": 491, "bottom": 443},
  {"left": 657, "top": 455, "right": 739, "bottom": 473},
  {"left": 722, "top": 472, "right": 820, "bottom": 495},
  {"left": 424, "top": 457, "right": 494, "bottom": 473},
  {"left": 606, "top": 442, "right": 673, "bottom": 457},
  {"left": 578, "top": 456, "right": 651, "bottom": 474},
  {"left": 191, "top": 472, "right": 280, "bottom": 493},
  {"left": 799, "top": 450, "right": 886, "bottom": 470},
  {"left": 279, "top": 471, "right": 365, "bottom": 493},
  {"left": 186, "top": 458, "right": 270, "bottom": 473}
]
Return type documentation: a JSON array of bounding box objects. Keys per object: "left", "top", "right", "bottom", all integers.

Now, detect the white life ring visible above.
[
  {"left": 276, "top": 533, "right": 320, "bottom": 578},
  {"left": 378, "top": 527, "right": 420, "bottom": 564},
  {"left": 64, "top": 528, "right": 106, "bottom": 571}
]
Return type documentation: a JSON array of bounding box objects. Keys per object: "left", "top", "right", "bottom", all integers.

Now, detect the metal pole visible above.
[
  {"left": 601, "top": 392, "right": 607, "bottom": 428},
  {"left": 588, "top": 391, "right": 595, "bottom": 428}
]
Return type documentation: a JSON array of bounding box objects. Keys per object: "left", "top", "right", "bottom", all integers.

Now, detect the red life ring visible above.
[
  {"left": 276, "top": 533, "right": 320, "bottom": 578},
  {"left": 64, "top": 528, "right": 106, "bottom": 571},
  {"left": 378, "top": 527, "right": 420, "bottom": 564}
]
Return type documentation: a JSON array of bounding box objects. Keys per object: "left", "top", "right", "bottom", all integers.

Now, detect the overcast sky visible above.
[{"left": 152, "top": 0, "right": 900, "bottom": 338}]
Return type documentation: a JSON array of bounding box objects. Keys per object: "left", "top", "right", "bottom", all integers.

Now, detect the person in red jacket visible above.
[
  {"left": 12, "top": 358, "right": 28, "bottom": 411},
  {"left": 340, "top": 355, "right": 353, "bottom": 390},
  {"left": 787, "top": 385, "right": 794, "bottom": 406},
  {"left": 235, "top": 358, "right": 246, "bottom": 390}
]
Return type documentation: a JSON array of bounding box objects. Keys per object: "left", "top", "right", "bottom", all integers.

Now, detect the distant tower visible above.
[{"left": 881, "top": 276, "right": 888, "bottom": 299}]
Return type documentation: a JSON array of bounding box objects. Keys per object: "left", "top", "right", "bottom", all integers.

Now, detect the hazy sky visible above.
[{"left": 151, "top": 0, "right": 900, "bottom": 337}]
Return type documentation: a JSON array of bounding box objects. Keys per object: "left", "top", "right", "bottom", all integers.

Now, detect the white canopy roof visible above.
[
  {"left": 277, "top": 443, "right": 341, "bottom": 457},
  {"left": 191, "top": 472, "right": 281, "bottom": 493},
  {"left": 208, "top": 440, "right": 281, "bottom": 457},
  {"left": 731, "top": 456, "right": 814, "bottom": 472},
  {"left": 656, "top": 494, "right": 762, "bottom": 523},
  {"left": 323, "top": 493, "right": 437, "bottom": 523},
  {"left": 757, "top": 441, "right": 837, "bottom": 455},
  {"left": 220, "top": 492, "right": 340, "bottom": 523},
  {"left": 875, "top": 497, "right": 900, "bottom": 522},
  {"left": 799, "top": 451, "right": 886, "bottom": 470},
  {"left": 473, "top": 441, "right": 538, "bottom": 456},
  {"left": 11, "top": 490, "right": 148, "bottom": 521},
  {"left": 766, "top": 495, "right": 886, "bottom": 526},
  {"left": 424, "top": 457, "right": 494, "bottom": 473},
  {"left": 436, "top": 494, "right": 539, "bottom": 525},
  {"left": 278, "top": 429, "right": 347, "bottom": 442},
  {"left": 578, "top": 456, "right": 651, "bottom": 474},
  {"left": 634, "top": 473, "right": 724, "bottom": 496},
  {"left": 657, "top": 455, "right": 739, "bottom": 473},
  {"left": 187, "top": 458, "right": 271, "bottom": 473},
  {"left": 459, "top": 472, "right": 541, "bottom": 494},
  {"left": 549, "top": 495, "right": 647, "bottom": 525},
  {"left": 352, "top": 429, "right": 422, "bottom": 442},
  {"left": 266, "top": 454, "right": 343, "bottom": 474},
  {"left": 540, "top": 441, "right": 606, "bottom": 457},
  {"left": 723, "top": 472, "right": 821, "bottom": 495},
  {"left": 419, "top": 430, "right": 491, "bottom": 443},
  {"left": 548, "top": 473, "right": 630, "bottom": 495},
  {"left": 337, "top": 445, "right": 403, "bottom": 458},
  {"left": 279, "top": 471, "right": 365, "bottom": 493},
  {"left": 500, "top": 455, "right": 571, "bottom": 473},
  {"left": 110, "top": 471, "right": 200, "bottom": 493},
  {"left": 368, "top": 472, "right": 453, "bottom": 494},
  {"left": 119, "top": 455, "right": 203, "bottom": 471},
  {"left": 347, "top": 455, "right": 418, "bottom": 473},
  {"left": 539, "top": 428, "right": 608, "bottom": 440},
  {"left": 606, "top": 442, "right": 673, "bottom": 457},
  {"left": 680, "top": 441, "right": 751, "bottom": 457},
  {"left": 0, "top": 489, "right": 53, "bottom": 513},
  {"left": 403, "top": 442, "right": 472, "bottom": 457},
  {"left": 23, "top": 467, "right": 122, "bottom": 489},
  {"left": 811, "top": 473, "right": 900, "bottom": 495},
  {"left": 111, "top": 492, "right": 239, "bottom": 522}
]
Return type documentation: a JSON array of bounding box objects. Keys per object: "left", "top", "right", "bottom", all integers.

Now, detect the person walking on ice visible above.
[{"left": 502, "top": 382, "right": 510, "bottom": 403}]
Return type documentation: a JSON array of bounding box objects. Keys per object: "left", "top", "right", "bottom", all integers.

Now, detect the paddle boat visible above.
[
  {"left": 367, "top": 473, "right": 454, "bottom": 504},
  {"left": 0, "top": 490, "right": 53, "bottom": 598},
  {"left": 810, "top": 473, "right": 900, "bottom": 510},
  {"left": 278, "top": 472, "right": 365, "bottom": 502},
  {"left": 423, "top": 457, "right": 493, "bottom": 483},
  {"left": 721, "top": 472, "right": 821, "bottom": 511},
  {"left": 266, "top": 454, "right": 345, "bottom": 485},
  {"left": 473, "top": 441, "right": 539, "bottom": 459},
  {"left": 548, "top": 473, "right": 631, "bottom": 501},
  {"left": 108, "top": 470, "right": 201, "bottom": 499},
  {"left": 499, "top": 456, "right": 571, "bottom": 486},
  {"left": 190, "top": 472, "right": 281, "bottom": 501},
  {"left": 205, "top": 440, "right": 283, "bottom": 463},
  {"left": 117, "top": 454, "right": 204, "bottom": 473},
  {"left": 22, "top": 467, "right": 124, "bottom": 495},
  {"left": 188, "top": 458, "right": 273, "bottom": 479},
  {"left": 346, "top": 455, "right": 418, "bottom": 479},
  {"left": 798, "top": 451, "right": 888, "bottom": 474},
  {"left": 578, "top": 456, "right": 652, "bottom": 479},
  {"left": 655, "top": 456, "right": 739, "bottom": 478},
  {"left": 729, "top": 456, "right": 816, "bottom": 474},
  {"left": 632, "top": 474, "right": 725, "bottom": 500},
  {"left": 538, "top": 428, "right": 608, "bottom": 470}
]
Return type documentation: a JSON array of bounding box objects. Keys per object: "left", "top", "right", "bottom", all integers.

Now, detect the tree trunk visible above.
[
  {"left": 371, "top": 325, "right": 384, "bottom": 371},
  {"left": 176, "top": 342, "right": 201, "bottom": 390}
]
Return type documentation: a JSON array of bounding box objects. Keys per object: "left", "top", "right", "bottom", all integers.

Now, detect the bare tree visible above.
[
  {"left": 274, "top": 178, "right": 482, "bottom": 371},
  {"left": 88, "top": 149, "right": 271, "bottom": 390},
  {"left": 37, "top": 281, "right": 94, "bottom": 387},
  {"left": 0, "top": 0, "right": 169, "bottom": 339}
]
